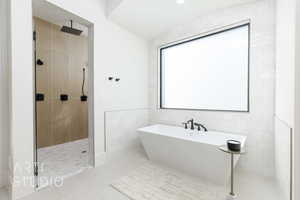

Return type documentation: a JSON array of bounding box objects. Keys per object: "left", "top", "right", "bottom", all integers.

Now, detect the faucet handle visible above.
[
  {"left": 182, "top": 122, "right": 188, "bottom": 129},
  {"left": 194, "top": 123, "right": 201, "bottom": 131},
  {"left": 194, "top": 123, "right": 208, "bottom": 132}
]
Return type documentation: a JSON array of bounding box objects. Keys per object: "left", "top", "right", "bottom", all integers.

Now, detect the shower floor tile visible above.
[{"left": 37, "top": 138, "right": 90, "bottom": 188}]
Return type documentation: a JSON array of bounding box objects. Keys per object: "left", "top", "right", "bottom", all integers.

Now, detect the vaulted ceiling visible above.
[{"left": 107, "top": 0, "right": 258, "bottom": 40}]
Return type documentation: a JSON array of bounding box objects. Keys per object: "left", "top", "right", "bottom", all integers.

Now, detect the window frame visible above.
[{"left": 158, "top": 22, "right": 251, "bottom": 112}]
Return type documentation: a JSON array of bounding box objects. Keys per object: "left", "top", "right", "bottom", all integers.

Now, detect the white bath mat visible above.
[{"left": 111, "top": 162, "right": 225, "bottom": 200}]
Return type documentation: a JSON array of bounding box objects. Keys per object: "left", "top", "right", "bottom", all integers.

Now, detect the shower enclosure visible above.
[{"left": 34, "top": 17, "right": 91, "bottom": 188}]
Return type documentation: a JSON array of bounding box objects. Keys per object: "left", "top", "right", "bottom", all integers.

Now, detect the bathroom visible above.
[{"left": 0, "top": 0, "right": 299, "bottom": 200}]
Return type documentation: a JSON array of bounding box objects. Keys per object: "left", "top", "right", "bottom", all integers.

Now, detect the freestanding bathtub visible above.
[{"left": 138, "top": 124, "right": 247, "bottom": 185}]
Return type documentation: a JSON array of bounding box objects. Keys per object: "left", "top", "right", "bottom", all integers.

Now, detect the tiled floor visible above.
[
  {"left": 0, "top": 147, "right": 283, "bottom": 200},
  {"left": 22, "top": 147, "right": 147, "bottom": 200},
  {"left": 37, "top": 139, "right": 90, "bottom": 188}
]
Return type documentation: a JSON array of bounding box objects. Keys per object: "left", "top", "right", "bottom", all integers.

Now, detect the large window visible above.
[{"left": 160, "top": 23, "right": 250, "bottom": 112}]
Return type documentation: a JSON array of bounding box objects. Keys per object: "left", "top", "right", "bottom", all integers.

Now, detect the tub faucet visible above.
[
  {"left": 194, "top": 123, "right": 208, "bottom": 132},
  {"left": 187, "top": 119, "right": 194, "bottom": 130}
]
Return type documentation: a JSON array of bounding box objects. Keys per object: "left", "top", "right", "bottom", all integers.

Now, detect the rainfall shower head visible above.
[{"left": 61, "top": 20, "right": 82, "bottom": 36}]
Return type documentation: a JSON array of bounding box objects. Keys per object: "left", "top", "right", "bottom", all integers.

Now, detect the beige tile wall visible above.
[{"left": 35, "top": 17, "right": 88, "bottom": 148}]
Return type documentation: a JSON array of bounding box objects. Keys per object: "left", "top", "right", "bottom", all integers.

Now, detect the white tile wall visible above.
[
  {"left": 105, "top": 109, "right": 149, "bottom": 153},
  {"left": 275, "top": 117, "right": 291, "bottom": 200},
  {"left": 275, "top": 0, "right": 295, "bottom": 198},
  {"left": 149, "top": 0, "right": 276, "bottom": 177},
  {"left": 0, "top": 0, "right": 9, "bottom": 188}
]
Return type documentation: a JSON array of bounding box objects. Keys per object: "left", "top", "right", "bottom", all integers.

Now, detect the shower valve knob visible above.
[
  {"left": 81, "top": 95, "right": 88, "bottom": 102},
  {"left": 36, "top": 93, "right": 45, "bottom": 101},
  {"left": 60, "top": 94, "right": 68, "bottom": 101},
  {"left": 36, "top": 59, "right": 44, "bottom": 66}
]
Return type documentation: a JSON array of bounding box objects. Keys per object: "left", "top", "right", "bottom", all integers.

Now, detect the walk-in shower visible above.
[{"left": 34, "top": 16, "right": 91, "bottom": 188}]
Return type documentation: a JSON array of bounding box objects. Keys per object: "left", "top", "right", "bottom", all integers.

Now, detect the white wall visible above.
[
  {"left": 9, "top": 0, "right": 149, "bottom": 199},
  {"left": 106, "top": 0, "right": 123, "bottom": 16},
  {"left": 0, "top": 0, "right": 10, "bottom": 189},
  {"left": 294, "top": 1, "right": 300, "bottom": 199},
  {"left": 275, "top": 0, "right": 295, "bottom": 126},
  {"left": 274, "top": 0, "right": 295, "bottom": 199},
  {"left": 274, "top": 118, "right": 292, "bottom": 200},
  {"left": 9, "top": 0, "right": 35, "bottom": 199},
  {"left": 149, "top": 0, "right": 275, "bottom": 177},
  {"left": 105, "top": 109, "right": 148, "bottom": 153}
]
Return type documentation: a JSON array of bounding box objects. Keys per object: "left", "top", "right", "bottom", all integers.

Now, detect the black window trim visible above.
[{"left": 159, "top": 22, "right": 251, "bottom": 113}]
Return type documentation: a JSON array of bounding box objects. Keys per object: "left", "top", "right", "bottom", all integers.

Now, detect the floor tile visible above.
[{"left": 19, "top": 147, "right": 283, "bottom": 200}]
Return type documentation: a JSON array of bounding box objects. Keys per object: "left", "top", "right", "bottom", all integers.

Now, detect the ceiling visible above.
[{"left": 107, "top": 0, "right": 258, "bottom": 40}]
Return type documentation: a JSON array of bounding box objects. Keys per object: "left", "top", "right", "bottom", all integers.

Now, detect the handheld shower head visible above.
[{"left": 81, "top": 68, "right": 88, "bottom": 102}]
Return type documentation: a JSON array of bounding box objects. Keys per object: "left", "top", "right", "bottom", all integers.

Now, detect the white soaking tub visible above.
[{"left": 138, "top": 124, "right": 247, "bottom": 185}]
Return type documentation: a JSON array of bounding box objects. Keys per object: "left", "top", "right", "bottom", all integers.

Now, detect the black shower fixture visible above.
[
  {"left": 36, "top": 59, "right": 44, "bottom": 66},
  {"left": 81, "top": 68, "right": 88, "bottom": 102},
  {"left": 81, "top": 95, "right": 87, "bottom": 102},
  {"left": 36, "top": 93, "right": 45, "bottom": 101},
  {"left": 61, "top": 20, "right": 83, "bottom": 36},
  {"left": 108, "top": 77, "right": 120, "bottom": 81},
  {"left": 60, "top": 94, "right": 68, "bottom": 101}
]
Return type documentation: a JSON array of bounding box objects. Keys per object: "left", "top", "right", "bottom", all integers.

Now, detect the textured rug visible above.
[{"left": 111, "top": 162, "right": 225, "bottom": 200}]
